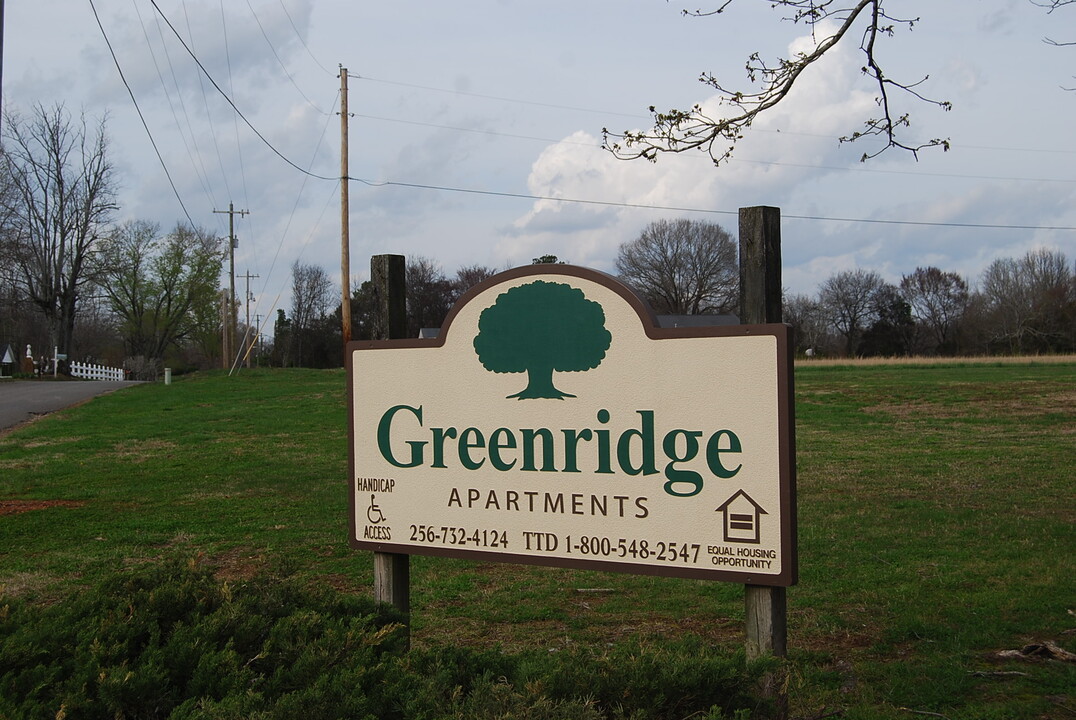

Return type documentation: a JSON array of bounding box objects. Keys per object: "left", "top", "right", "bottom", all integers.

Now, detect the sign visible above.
[{"left": 348, "top": 265, "right": 796, "bottom": 586}]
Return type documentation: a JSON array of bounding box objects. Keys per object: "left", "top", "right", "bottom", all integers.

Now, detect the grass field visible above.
[{"left": 1, "top": 361, "right": 1073, "bottom": 718}]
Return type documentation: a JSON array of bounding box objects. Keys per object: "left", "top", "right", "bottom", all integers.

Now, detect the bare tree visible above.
[
  {"left": 603, "top": 0, "right": 953, "bottom": 166},
  {"left": 784, "top": 292, "right": 832, "bottom": 355},
  {"left": 454, "top": 264, "right": 499, "bottom": 295},
  {"left": 290, "top": 261, "right": 333, "bottom": 365},
  {"left": 900, "top": 267, "right": 968, "bottom": 354},
  {"left": 406, "top": 256, "right": 456, "bottom": 338},
  {"left": 616, "top": 218, "right": 738, "bottom": 315},
  {"left": 979, "top": 248, "right": 1074, "bottom": 353},
  {"left": 819, "top": 268, "right": 885, "bottom": 356},
  {"left": 1, "top": 104, "right": 117, "bottom": 356}
]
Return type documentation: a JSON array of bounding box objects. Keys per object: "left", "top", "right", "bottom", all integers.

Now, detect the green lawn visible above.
[{"left": 1, "top": 362, "right": 1073, "bottom": 718}]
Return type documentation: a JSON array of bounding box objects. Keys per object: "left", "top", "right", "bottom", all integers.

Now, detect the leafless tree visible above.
[
  {"left": 290, "top": 261, "right": 333, "bottom": 364},
  {"left": 1032, "top": 0, "right": 1076, "bottom": 89},
  {"left": 406, "top": 256, "right": 455, "bottom": 338},
  {"left": 291, "top": 262, "right": 332, "bottom": 334},
  {"left": 454, "top": 264, "right": 499, "bottom": 296},
  {"left": 1, "top": 104, "right": 117, "bottom": 356},
  {"left": 604, "top": 0, "right": 955, "bottom": 166},
  {"left": 784, "top": 292, "right": 833, "bottom": 355},
  {"left": 979, "top": 248, "right": 1074, "bottom": 353},
  {"left": 616, "top": 218, "right": 738, "bottom": 315},
  {"left": 899, "top": 267, "right": 969, "bottom": 354},
  {"left": 819, "top": 268, "right": 885, "bottom": 356}
]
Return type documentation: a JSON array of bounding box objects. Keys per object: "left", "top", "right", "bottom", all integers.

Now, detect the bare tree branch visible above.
[
  {"left": 1033, "top": 0, "right": 1075, "bottom": 88},
  {"left": 603, "top": 0, "right": 951, "bottom": 166}
]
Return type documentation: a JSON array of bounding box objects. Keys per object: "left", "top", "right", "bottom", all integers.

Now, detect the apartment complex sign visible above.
[{"left": 348, "top": 265, "right": 797, "bottom": 586}]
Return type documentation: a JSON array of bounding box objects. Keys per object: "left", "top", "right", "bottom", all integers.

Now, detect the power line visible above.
[
  {"left": 355, "top": 74, "right": 644, "bottom": 120},
  {"left": 88, "top": 0, "right": 196, "bottom": 227},
  {"left": 245, "top": 0, "right": 330, "bottom": 115},
  {"left": 183, "top": 0, "right": 234, "bottom": 212},
  {"left": 356, "top": 74, "right": 1076, "bottom": 156},
  {"left": 353, "top": 112, "right": 1076, "bottom": 185},
  {"left": 132, "top": 0, "right": 219, "bottom": 209},
  {"left": 353, "top": 177, "right": 1076, "bottom": 232},
  {"left": 149, "top": 0, "right": 336, "bottom": 182},
  {"left": 278, "top": 0, "right": 334, "bottom": 76}
]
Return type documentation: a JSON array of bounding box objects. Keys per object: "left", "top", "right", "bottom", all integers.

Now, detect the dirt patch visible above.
[
  {"left": 863, "top": 387, "right": 1076, "bottom": 422},
  {"left": 208, "top": 547, "right": 269, "bottom": 582},
  {"left": 110, "top": 438, "right": 178, "bottom": 463},
  {"left": 0, "top": 499, "right": 85, "bottom": 516}
]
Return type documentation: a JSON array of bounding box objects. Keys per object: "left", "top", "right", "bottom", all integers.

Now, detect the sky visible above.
[{"left": 3, "top": 1, "right": 1074, "bottom": 335}]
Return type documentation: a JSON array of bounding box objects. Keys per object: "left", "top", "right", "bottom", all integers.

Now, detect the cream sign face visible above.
[{"left": 348, "top": 265, "right": 797, "bottom": 586}]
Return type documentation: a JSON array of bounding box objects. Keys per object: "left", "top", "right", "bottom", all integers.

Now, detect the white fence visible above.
[{"left": 70, "top": 361, "right": 125, "bottom": 381}]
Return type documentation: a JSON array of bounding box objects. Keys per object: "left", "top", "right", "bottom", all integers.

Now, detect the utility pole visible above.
[
  {"left": 253, "top": 313, "right": 263, "bottom": 367},
  {"left": 240, "top": 270, "right": 260, "bottom": 368},
  {"left": 339, "top": 66, "right": 352, "bottom": 353},
  {"left": 1, "top": 0, "right": 6, "bottom": 135},
  {"left": 214, "top": 203, "right": 250, "bottom": 369}
]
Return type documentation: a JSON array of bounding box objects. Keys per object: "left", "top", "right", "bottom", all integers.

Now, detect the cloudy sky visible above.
[{"left": 4, "top": 1, "right": 1074, "bottom": 330}]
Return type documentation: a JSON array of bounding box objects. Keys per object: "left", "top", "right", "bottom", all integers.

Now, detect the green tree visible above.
[
  {"left": 473, "top": 280, "right": 611, "bottom": 400},
  {"left": 95, "top": 221, "right": 223, "bottom": 371}
]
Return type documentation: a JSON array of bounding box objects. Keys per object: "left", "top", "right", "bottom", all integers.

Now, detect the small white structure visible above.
[{"left": 0, "top": 344, "right": 15, "bottom": 379}]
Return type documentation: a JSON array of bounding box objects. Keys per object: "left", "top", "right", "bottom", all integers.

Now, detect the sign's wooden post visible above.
[
  {"left": 739, "top": 206, "right": 789, "bottom": 717},
  {"left": 370, "top": 254, "right": 411, "bottom": 643}
]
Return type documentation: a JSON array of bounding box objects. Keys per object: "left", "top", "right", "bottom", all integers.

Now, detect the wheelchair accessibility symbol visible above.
[{"left": 366, "top": 494, "right": 386, "bottom": 524}]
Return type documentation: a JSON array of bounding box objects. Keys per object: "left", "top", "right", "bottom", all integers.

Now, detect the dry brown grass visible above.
[{"left": 797, "top": 353, "right": 1076, "bottom": 367}]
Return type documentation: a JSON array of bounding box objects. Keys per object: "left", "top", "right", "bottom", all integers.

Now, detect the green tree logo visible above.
[{"left": 473, "top": 280, "right": 612, "bottom": 399}]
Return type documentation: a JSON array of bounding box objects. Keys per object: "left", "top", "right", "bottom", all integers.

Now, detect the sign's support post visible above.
[
  {"left": 739, "top": 206, "right": 788, "bottom": 716},
  {"left": 370, "top": 253, "right": 411, "bottom": 646}
]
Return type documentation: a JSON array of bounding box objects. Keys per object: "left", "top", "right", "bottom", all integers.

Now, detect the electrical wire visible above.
[
  {"left": 353, "top": 112, "right": 1076, "bottom": 185},
  {"left": 133, "top": 0, "right": 219, "bottom": 210},
  {"left": 183, "top": 0, "right": 235, "bottom": 212},
  {"left": 278, "top": 0, "right": 334, "bottom": 76},
  {"left": 88, "top": 0, "right": 196, "bottom": 227},
  {"left": 357, "top": 73, "right": 1076, "bottom": 156},
  {"left": 245, "top": 0, "right": 331, "bottom": 115},
  {"left": 353, "top": 177, "right": 1076, "bottom": 232},
  {"left": 355, "top": 74, "right": 645, "bottom": 120},
  {"left": 247, "top": 90, "right": 341, "bottom": 332},
  {"left": 149, "top": 0, "right": 337, "bottom": 182}
]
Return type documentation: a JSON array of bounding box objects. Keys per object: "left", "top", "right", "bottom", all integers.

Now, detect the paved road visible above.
[{"left": 0, "top": 379, "right": 144, "bottom": 431}]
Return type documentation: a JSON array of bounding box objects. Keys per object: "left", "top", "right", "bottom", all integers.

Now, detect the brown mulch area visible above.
[{"left": 0, "top": 499, "right": 84, "bottom": 516}]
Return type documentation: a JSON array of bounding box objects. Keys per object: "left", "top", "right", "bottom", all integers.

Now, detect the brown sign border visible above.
[{"left": 348, "top": 264, "right": 797, "bottom": 586}]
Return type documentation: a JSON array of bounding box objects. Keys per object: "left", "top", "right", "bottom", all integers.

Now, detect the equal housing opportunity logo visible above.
[{"left": 348, "top": 264, "right": 797, "bottom": 586}]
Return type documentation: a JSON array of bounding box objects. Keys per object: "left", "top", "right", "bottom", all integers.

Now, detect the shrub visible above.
[{"left": 0, "top": 559, "right": 764, "bottom": 719}]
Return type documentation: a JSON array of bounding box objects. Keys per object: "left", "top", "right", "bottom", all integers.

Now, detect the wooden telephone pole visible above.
[
  {"left": 339, "top": 66, "right": 352, "bottom": 350},
  {"left": 240, "top": 270, "right": 260, "bottom": 368},
  {"left": 214, "top": 203, "right": 249, "bottom": 369}
]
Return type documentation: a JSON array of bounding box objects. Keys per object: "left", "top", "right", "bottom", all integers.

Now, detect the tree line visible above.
[
  {"left": 271, "top": 259, "right": 501, "bottom": 368},
  {"left": 3, "top": 104, "right": 1070, "bottom": 373},
  {"left": 276, "top": 217, "right": 1074, "bottom": 368},
  {"left": 0, "top": 105, "right": 228, "bottom": 378}
]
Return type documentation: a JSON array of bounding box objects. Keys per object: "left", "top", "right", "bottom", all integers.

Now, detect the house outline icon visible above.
[{"left": 716, "top": 490, "right": 767, "bottom": 544}]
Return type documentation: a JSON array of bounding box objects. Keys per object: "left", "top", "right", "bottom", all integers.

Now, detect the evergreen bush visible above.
[{"left": 0, "top": 559, "right": 763, "bottom": 719}]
